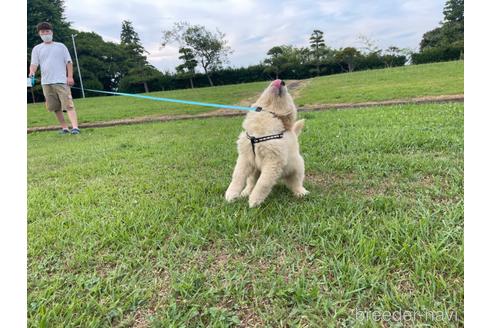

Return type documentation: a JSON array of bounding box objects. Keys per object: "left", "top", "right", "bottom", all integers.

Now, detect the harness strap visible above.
[{"left": 246, "top": 131, "right": 286, "bottom": 156}]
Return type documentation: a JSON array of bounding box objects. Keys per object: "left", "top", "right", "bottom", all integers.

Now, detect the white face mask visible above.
[{"left": 40, "top": 33, "right": 53, "bottom": 42}]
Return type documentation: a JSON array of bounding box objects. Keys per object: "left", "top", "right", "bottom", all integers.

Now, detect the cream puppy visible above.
[{"left": 225, "top": 79, "right": 309, "bottom": 207}]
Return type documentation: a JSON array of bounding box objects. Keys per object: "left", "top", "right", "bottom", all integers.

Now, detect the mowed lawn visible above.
[
  {"left": 28, "top": 102, "right": 463, "bottom": 327},
  {"left": 295, "top": 61, "right": 464, "bottom": 106},
  {"left": 27, "top": 81, "right": 269, "bottom": 128},
  {"left": 27, "top": 61, "right": 464, "bottom": 129}
]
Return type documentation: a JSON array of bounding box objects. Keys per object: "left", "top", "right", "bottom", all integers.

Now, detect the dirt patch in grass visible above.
[
  {"left": 132, "top": 307, "right": 155, "bottom": 328},
  {"left": 237, "top": 305, "right": 264, "bottom": 328},
  {"left": 306, "top": 171, "right": 461, "bottom": 205},
  {"left": 27, "top": 93, "right": 463, "bottom": 133},
  {"left": 298, "top": 94, "right": 464, "bottom": 110},
  {"left": 288, "top": 79, "right": 311, "bottom": 99},
  {"left": 125, "top": 267, "right": 170, "bottom": 327},
  {"left": 305, "top": 171, "right": 358, "bottom": 190}
]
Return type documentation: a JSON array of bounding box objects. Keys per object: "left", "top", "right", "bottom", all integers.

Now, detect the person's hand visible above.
[{"left": 67, "top": 77, "right": 75, "bottom": 86}]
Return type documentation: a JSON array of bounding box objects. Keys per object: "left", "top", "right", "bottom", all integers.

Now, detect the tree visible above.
[
  {"left": 419, "top": 0, "right": 464, "bottom": 52},
  {"left": 335, "top": 47, "right": 362, "bottom": 72},
  {"left": 72, "top": 32, "right": 130, "bottom": 92},
  {"left": 27, "top": 0, "right": 72, "bottom": 53},
  {"left": 309, "top": 30, "right": 326, "bottom": 76},
  {"left": 162, "top": 22, "right": 232, "bottom": 86},
  {"left": 381, "top": 46, "right": 407, "bottom": 67},
  {"left": 263, "top": 46, "right": 290, "bottom": 79},
  {"left": 119, "top": 65, "right": 163, "bottom": 93},
  {"left": 443, "top": 0, "right": 464, "bottom": 23},
  {"left": 120, "top": 20, "right": 148, "bottom": 64},
  {"left": 176, "top": 48, "right": 198, "bottom": 88},
  {"left": 357, "top": 35, "right": 382, "bottom": 55},
  {"left": 119, "top": 20, "right": 158, "bottom": 92}
]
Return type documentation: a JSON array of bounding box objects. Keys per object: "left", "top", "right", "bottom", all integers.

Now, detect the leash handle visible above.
[{"left": 29, "top": 75, "right": 36, "bottom": 87}]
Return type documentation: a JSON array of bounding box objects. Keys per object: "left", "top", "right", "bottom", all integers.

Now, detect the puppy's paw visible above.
[
  {"left": 225, "top": 190, "right": 240, "bottom": 202},
  {"left": 248, "top": 196, "right": 265, "bottom": 208},
  {"left": 248, "top": 199, "right": 262, "bottom": 208},
  {"left": 240, "top": 188, "right": 252, "bottom": 198},
  {"left": 293, "top": 188, "right": 310, "bottom": 198}
]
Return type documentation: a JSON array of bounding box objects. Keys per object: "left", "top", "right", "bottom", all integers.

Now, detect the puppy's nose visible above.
[{"left": 272, "top": 79, "right": 283, "bottom": 88}]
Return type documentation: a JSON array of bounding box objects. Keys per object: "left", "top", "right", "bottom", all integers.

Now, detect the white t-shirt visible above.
[{"left": 31, "top": 42, "right": 72, "bottom": 85}]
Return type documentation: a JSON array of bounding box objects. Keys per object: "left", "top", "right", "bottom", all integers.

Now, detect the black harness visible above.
[{"left": 246, "top": 106, "right": 286, "bottom": 156}]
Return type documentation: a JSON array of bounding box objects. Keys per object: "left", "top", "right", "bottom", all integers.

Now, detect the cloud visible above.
[{"left": 64, "top": 0, "right": 446, "bottom": 72}]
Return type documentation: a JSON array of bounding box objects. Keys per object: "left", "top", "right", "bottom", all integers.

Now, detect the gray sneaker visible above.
[
  {"left": 71, "top": 128, "right": 81, "bottom": 135},
  {"left": 59, "top": 128, "right": 70, "bottom": 135}
]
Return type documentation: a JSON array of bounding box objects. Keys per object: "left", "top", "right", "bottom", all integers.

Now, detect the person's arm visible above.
[
  {"left": 66, "top": 62, "right": 74, "bottom": 86},
  {"left": 29, "top": 64, "right": 38, "bottom": 77},
  {"left": 29, "top": 47, "right": 39, "bottom": 77}
]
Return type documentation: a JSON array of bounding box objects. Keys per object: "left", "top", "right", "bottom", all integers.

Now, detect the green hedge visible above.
[{"left": 411, "top": 46, "right": 463, "bottom": 64}]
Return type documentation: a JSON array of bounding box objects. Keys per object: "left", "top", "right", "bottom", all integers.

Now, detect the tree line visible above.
[
  {"left": 27, "top": 0, "right": 463, "bottom": 102},
  {"left": 412, "top": 0, "right": 464, "bottom": 64}
]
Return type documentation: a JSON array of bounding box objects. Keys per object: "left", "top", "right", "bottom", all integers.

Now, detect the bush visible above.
[{"left": 411, "top": 46, "right": 463, "bottom": 64}]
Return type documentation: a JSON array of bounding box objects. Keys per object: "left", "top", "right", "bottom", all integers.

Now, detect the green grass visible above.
[
  {"left": 27, "top": 81, "right": 268, "bottom": 128},
  {"left": 28, "top": 61, "right": 464, "bottom": 129},
  {"left": 28, "top": 102, "right": 463, "bottom": 327},
  {"left": 295, "top": 61, "right": 464, "bottom": 106}
]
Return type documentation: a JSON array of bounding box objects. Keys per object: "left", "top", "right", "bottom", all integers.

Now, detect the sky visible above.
[{"left": 63, "top": 0, "right": 446, "bottom": 73}]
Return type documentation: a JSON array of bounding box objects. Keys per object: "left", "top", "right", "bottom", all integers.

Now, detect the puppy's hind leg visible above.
[
  {"left": 284, "top": 157, "right": 309, "bottom": 198},
  {"left": 284, "top": 171, "right": 309, "bottom": 198},
  {"left": 248, "top": 161, "right": 283, "bottom": 208},
  {"left": 225, "top": 155, "right": 253, "bottom": 202}
]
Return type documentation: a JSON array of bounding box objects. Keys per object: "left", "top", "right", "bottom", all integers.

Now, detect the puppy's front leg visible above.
[
  {"left": 248, "top": 162, "right": 283, "bottom": 208},
  {"left": 225, "top": 155, "right": 253, "bottom": 202},
  {"left": 241, "top": 170, "right": 260, "bottom": 197}
]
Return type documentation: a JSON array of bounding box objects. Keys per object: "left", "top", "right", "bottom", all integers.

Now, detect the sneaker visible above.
[
  {"left": 71, "top": 128, "right": 81, "bottom": 135},
  {"left": 59, "top": 128, "right": 70, "bottom": 135}
]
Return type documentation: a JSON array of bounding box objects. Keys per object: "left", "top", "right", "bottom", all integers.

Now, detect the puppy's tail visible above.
[{"left": 292, "top": 119, "right": 305, "bottom": 136}]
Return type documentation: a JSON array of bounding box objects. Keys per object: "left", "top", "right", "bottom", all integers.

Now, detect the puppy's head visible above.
[{"left": 253, "top": 79, "right": 296, "bottom": 117}]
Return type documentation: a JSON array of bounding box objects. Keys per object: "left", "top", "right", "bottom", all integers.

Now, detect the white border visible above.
[
  {"left": 6, "top": 0, "right": 485, "bottom": 326},
  {"left": 0, "top": 0, "right": 27, "bottom": 325},
  {"left": 464, "top": 1, "right": 492, "bottom": 327}
]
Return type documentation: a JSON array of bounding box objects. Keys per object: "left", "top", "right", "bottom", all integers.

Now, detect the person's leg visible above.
[
  {"left": 57, "top": 85, "right": 79, "bottom": 129},
  {"left": 66, "top": 109, "right": 78, "bottom": 129},
  {"left": 54, "top": 111, "right": 68, "bottom": 130},
  {"left": 42, "top": 85, "right": 67, "bottom": 130}
]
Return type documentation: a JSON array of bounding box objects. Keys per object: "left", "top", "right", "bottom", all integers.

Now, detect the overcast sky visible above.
[{"left": 64, "top": 0, "right": 446, "bottom": 72}]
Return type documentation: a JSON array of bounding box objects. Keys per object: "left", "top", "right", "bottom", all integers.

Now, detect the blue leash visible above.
[{"left": 71, "top": 86, "right": 258, "bottom": 112}]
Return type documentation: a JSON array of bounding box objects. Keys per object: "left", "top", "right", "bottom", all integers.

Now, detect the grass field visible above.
[
  {"left": 28, "top": 102, "right": 463, "bottom": 326},
  {"left": 295, "top": 61, "right": 464, "bottom": 106},
  {"left": 27, "top": 61, "right": 464, "bottom": 128}
]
